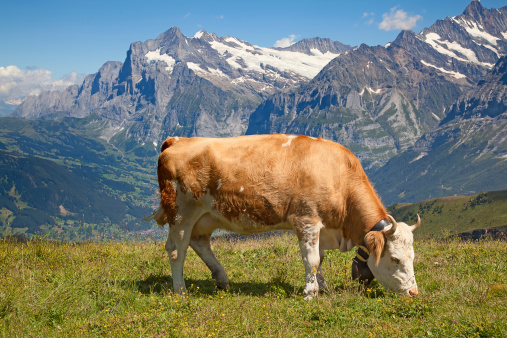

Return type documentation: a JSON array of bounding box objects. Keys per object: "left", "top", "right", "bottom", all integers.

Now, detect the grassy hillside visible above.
[
  {"left": 0, "top": 234, "right": 505, "bottom": 337},
  {"left": 388, "top": 190, "right": 507, "bottom": 239},
  {"left": 0, "top": 116, "right": 160, "bottom": 240}
]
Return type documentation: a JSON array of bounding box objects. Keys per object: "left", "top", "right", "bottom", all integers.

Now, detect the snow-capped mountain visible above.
[
  {"left": 12, "top": 27, "right": 351, "bottom": 143},
  {"left": 392, "top": 0, "right": 507, "bottom": 83},
  {"left": 247, "top": 0, "right": 507, "bottom": 168},
  {"left": 371, "top": 55, "right": 507, "bottom": 205}
]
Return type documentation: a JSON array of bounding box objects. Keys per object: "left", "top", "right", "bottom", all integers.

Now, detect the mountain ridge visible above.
[
  {"left": 12, "top": 29, "right": 351, "bottom": 146},
  {"left": 246, "top": 1, "right": 507, "bottom": 167},
  {"left": 370, "top": 55, "right": 507, "bottom": 205}
]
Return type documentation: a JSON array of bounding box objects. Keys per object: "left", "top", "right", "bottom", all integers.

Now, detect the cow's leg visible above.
[
  {"left": 295, "top": 220, "right": 323, "bottom": 300},
  {"left": 165, "top": 223, "right": 193, "bottom": 294},
  {"left": 317, "top": 249, "right": 328, "bottom": 292},
  {"left": 190, "top": 235, "right": 230, "bottom": 290}
]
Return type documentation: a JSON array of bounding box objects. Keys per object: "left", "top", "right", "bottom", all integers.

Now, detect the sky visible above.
[{"left": 0, "top": 0, "right": 506, "bottom": 104}]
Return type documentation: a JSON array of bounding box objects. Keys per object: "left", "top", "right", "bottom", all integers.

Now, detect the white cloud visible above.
[
  {"left": 362, "top": 12, "right": 375, "bottom": 25},
  {"left": 0, "top": 65, "right": 82, "bottom": 102},
  {"left": 273, "top": 34, "right": 298, "bottom": 48},
  {"left": 379, "top": 7, "right": 422, "bottom": 31},
  {"left": 216, "top": 15, "right": 224, "bottom": 19}
]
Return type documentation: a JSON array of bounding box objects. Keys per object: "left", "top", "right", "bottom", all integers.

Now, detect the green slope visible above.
[
  {"left": 388, "top": 190, "right": 507, "bottom": 239},
  {"left": 0, "top": 116, "right": 159, "bottom": 240}
]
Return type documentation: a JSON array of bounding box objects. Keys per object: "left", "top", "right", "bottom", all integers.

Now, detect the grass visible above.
[
  {"left": 388, "top": 190, "right": 507, "bottom": 239},
  {"left": 0, "top": 233, "right": 505, "bottom": 337}
]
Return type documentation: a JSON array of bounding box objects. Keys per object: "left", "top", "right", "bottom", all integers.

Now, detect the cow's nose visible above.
[{"left": 408, "top": 286, "right": 419, "bottom": 297}]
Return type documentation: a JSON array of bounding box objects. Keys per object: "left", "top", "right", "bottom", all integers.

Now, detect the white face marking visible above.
[
  {"left": 282, "top": 135, "right": 297, "bottom": 147},
  {"left": 368, "top": 223, "right": 418, "bottom": 295},
  {"left": 239, "top": 186, "right": 244, "bottom": 192}
]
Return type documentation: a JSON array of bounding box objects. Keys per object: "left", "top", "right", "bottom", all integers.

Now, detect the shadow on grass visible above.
[
  {"left": 129, "top": 274, "right": 301, "bottom": 298},
  {"left": 129, "top": 274, "right": 385, "bottom": 299}
]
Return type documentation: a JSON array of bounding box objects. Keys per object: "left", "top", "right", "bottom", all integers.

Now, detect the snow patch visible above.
[
  {"left": 367, "top": 87, "right": 381, "bottom": 94},
  {"left": 310, "top": 48, "right": 323, "bottom": 56},
  {"left": 420, "top": 60, "right": 467, "bottom": 79},
  {"left": 424, "top": 32, "right": 496, "bottom": 68},
  {"left": 431, "top": 112, "right": 441, "bottom": 121},
  {"left": 194, "top": 30, "right": 204, "bottom": 39},
  {"left": 208, "top": 38, "right": 340, "bottom": 79},
  {"left": 410, "top": 152, "right": 428, "bottom": 163},
  {"left": 187, "top": 62, "right": 229, "bottom": 78},
  {"left": 452, "top": 17, "right": 499, "bottom": 45},
  {"left": 145, "top": 49, "right": 176, "bottom": 72}
]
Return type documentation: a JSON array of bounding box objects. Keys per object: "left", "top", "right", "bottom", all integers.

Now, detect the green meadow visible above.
[{"left": 0, "top": 233, "right": 505, "bottom": 337}]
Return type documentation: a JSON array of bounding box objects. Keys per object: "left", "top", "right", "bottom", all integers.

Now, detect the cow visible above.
[{"left": 149, "top": 134, "right": 421, "bottom": 300}]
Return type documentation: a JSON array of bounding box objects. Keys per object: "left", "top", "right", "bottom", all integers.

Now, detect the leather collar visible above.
[{"left": 369, "top": 218, "right": 391, "bottom": 232}]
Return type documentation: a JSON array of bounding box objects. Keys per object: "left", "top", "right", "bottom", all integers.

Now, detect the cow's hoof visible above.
[
  {"left": 216, "top": 282, "right": 230, "bottom": 290},
  {"left": 303, "top": 288, "right": 318, "bottom": 300}
]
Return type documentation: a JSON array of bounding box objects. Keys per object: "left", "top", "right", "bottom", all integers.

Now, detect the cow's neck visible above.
[{"left": 344, "top": 186, "right": 388, "bottom": 245}]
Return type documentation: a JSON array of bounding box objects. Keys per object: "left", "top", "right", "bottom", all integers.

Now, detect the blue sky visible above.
[{"left": 0, "top": 0, "right": 505, "bottom": 103}]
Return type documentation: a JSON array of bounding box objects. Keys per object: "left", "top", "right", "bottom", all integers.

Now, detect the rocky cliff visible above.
[
  {"left": 247, "top": 1, "right": 507, "bottom": 168},
  {"left": 370, "top": 56, "right": 507, "bottom": 205},
  {"left": 12, "top": 28, "right": 350, "bottom": 147}
]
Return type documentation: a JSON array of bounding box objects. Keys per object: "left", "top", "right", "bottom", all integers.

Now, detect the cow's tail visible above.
[
  {"left": 145, "top": 137, "right": 181, "bottom": 227},
  {"left": 144, "top": 205, "right": 168, "bottom": 226}
]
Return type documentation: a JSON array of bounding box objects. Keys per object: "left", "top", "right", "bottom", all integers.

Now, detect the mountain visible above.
[
  {"left": 370, "top": 55, "right": 507, "bottom": 206},
  {"left": 274, "top": 37, "right": 352, "bottom": 54},
  {"left": 12, "top": 28, "right": 351, "bottom": 145},
  {"left": 247, "top": 1, "right": 507, "bottom": 168},
  {"left": 392, "top": 0, "right": 507, "bottom": 83},
  {"left": 247, "top": 43, "right": 464, "bottom": 167}
]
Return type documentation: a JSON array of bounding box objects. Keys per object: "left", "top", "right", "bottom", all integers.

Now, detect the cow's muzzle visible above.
[{"left": 408, "top": 286, "right": 419, "bottom": 297}]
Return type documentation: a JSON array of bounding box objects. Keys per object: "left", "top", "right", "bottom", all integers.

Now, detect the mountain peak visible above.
[
  {"left": 275, "top": 37, "right": 352, "bottom": 55},
  {"left": 463, "top": 0, "right": 486, "bottom": 19},
  {"left": 393, "top": 30, "right": 417, "bottom": 45},
  {"left": 464, "top": 0, "right": 484, "bottom": 12},
  {"left": 156, "top": 26, "right": 185, "bottom": 41}
]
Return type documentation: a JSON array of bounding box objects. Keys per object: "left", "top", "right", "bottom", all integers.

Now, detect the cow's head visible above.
[{"left": 361, "top": 215, "right": 421, "bottom": 296}]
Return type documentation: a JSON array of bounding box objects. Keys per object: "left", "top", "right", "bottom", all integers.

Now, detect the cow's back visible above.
[{"left": 157, "top": 134, "right": 371, "bottom": 235}]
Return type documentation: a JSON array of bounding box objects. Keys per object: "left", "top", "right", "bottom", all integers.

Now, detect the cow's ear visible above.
[{"left": 364, "top": 231, "right": 385, "bottom": 266}]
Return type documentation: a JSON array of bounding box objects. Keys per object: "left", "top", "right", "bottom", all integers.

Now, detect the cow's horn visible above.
[
  {"left": 384, "top": 215, "right": 398, "bottom": 237},
  {"left": 409, "top": 214, "right": 421, "bottom": 232}
]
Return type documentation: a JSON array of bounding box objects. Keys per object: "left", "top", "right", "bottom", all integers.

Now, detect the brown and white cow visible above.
[{"left": 149, "top": 134, "right": 421, "bottom": 299}]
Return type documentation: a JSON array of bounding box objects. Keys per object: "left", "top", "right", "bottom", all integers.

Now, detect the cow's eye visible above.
[{"left": 391, "top": 257, "right": 400, "bottom": 264}]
